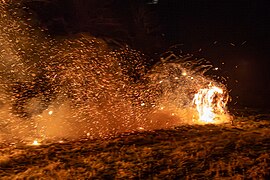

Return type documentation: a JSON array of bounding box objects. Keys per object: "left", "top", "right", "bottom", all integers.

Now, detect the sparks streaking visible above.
[{"left": 0, "top": 1, "right": 232, "bottom": 144}]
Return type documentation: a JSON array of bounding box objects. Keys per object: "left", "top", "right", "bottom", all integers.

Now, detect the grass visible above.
[{"left": 0, "top": 109, "right": 269, "bottom": 179}]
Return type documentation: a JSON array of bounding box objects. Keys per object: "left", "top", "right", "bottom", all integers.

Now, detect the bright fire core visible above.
[{"left": 193, "top": 83, "right": 230, "bottom": 124}]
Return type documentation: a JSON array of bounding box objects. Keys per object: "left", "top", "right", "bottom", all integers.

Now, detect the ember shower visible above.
[{"left": 0, "top": 2, "right": 230, "bottom": 143}]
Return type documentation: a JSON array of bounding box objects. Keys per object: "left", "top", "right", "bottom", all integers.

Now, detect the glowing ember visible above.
[
  {"left": 193, "top": 83, "right": 229, "bottom": 124},
  {"left": 181, "top": 71, "right": 187, "bottom": 76},
  {"left": 32, "top": 140, "right": 40, "bottom": 146}
]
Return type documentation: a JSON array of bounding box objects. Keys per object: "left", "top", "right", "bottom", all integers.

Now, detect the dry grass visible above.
[{"left": 0, "top": 109, "right": 269, "bottom": 179}]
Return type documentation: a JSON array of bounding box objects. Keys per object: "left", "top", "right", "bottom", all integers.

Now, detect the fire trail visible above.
[{"left": 0, "top": 1, "right": 231, "bottom": 145}]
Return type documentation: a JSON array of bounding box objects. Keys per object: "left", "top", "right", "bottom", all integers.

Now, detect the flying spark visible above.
[{"left": 0, "top": 2, "right": 231, "bottom": 143}]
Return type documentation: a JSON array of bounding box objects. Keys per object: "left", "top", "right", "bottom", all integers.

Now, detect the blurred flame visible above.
[
  {"left": 193, "top": 83, "right": 229, "bottom": 124},
  {"left": 32, "top": 140, "right": 40, "bottom": 146}
]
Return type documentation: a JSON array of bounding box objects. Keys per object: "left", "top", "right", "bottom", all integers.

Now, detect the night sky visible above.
[{"left": 24, "top": 0, "right": 270, "bottom": 109}]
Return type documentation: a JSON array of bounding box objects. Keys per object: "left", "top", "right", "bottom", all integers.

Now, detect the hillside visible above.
[{"left": 0, "top": 109, "right": 269, "bottom": 179}]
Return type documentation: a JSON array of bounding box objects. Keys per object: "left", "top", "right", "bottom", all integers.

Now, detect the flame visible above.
[
  {"left": 31, "top": 140, "right": 40, "bottom": 146},
  {"left": 193, "top": 83, "right": 229, "bottom": 124}
]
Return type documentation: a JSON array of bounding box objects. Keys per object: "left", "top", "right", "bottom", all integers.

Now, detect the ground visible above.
[{"left": 0, "top": 109, "right": 269, "bottom": 179}]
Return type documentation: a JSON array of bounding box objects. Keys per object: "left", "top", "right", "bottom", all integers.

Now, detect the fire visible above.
[
  {"left": 193, "top": 83, "right": 229, "bottom": 124},
  {"left": 31, "top": 140, "right": 40, "bottom": 146}
]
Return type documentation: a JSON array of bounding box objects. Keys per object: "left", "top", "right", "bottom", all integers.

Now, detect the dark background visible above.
[
  {"left": 22, "top": 0, "right": 270, "bottom": 109},
  {"left": 159, "top": 0, "right": 270, "bottom": 109}
]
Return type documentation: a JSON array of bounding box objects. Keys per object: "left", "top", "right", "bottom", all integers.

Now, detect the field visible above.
[{"left": 0, "top": 109, "right": 269, "bottom": 179}]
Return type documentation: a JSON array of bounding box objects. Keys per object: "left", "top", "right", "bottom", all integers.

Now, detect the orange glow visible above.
[
  {"left": 193, "top": 83, "right": 230, "bottom": 124},
  {"left": 31, "top": 140, "right": 40, "bottom": 146}
]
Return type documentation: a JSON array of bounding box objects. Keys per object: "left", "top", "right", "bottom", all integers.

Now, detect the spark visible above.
[
  {"left": 182, "top": 71, "right": 187, "bottom": 76},
  {"left": 148, "top": 0, "right": 158, "bottom": 4},
  {"left": 0, "top": 2, "right": 232, "bottom": 143},
  {"left": 32, "top": 140, "right": 40, "bottom": 146}
]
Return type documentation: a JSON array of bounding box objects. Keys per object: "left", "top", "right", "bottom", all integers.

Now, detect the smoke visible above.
[{"left": 0, "top": 2, "right": 229, "bottom": 144}]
